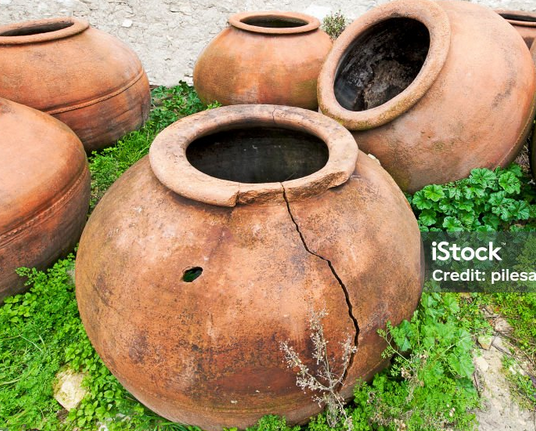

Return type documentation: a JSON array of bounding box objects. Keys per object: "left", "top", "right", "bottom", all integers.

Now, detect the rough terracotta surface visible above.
[
  {"left": 0, "top": 17, "right": 151, "bottom": 152},
  {"left": 531, "top": 40, "right": 536, "bottom": 181},
  {"left": 497, "top": 10, "right": 536, "bottom": 47},
  {"left": 318, "top": 0, "right": 536, "bottom": 193},
  {"left": 75, "top": 105, "right": 422, "bottom": 430},
  {"left": 0, "top": 97, "right": 90, "bottom": 302},
  {"left": 193, "top": 12, "right": 332, "bottom": 110}
]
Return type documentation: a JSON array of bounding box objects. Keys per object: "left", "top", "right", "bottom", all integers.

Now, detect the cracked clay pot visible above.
[
  {"left": 75, "top": 105, "right": 423, "bottom": 430},
  {"left": 0, "top": 97, "right": 90, "bottom": 302},
  {"left": 193, "top": 11, "right": 332, "bottom": 110},
  {"left": 318, "top": 0, "right": 536, "bottom": 193},
  {"left": 497, "top": 10, "right": 536, "bottom": 48},
  {"left": 0, "top": 17, "right": 151, "bottom": 153}
]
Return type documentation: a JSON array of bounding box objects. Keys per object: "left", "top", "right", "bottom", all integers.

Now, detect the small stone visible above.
[
  {"left": 492, "top": 335, "right": 508, "bottom": 352},
  {"left": 54, "top": 369, "right": 87, "bottom": 411},
  {"left": 495, "top": 317, "right": 512, "bottom": 334},
  {"left": 478, "top": 334, "right": 493, "bottom": 350},
  {"left": 474, "top": 355, "right": 489, "bottom": 373},
  {"left": 121, "top": 19, "right": 133, "bottom": 28}
]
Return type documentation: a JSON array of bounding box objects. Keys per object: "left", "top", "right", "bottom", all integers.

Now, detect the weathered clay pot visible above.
[
  {"left": 75, "top": 105, "right": 422, "bottom": 430},
  {"left": 318, "top": 0, "right": 536, "bottom": 193},
  {"left": 193, "top": 12, "right": 332, "bottom": 110},
  {"left": 497, "top": 10, "right": 536, "bottom": 48},
  {"left": 0, "top": 97, "right": 90, "bottom": 302},
  {"left": 0, "top": 17, "right": 151, "bottom": 152}
]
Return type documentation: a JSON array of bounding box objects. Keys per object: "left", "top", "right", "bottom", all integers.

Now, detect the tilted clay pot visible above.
[
  {"left": 0, "top": 97, "right": 90, "bottom": 302},
  {"left": 193, "top": 12, "right": 332, "bottom": 110},
  {"left": 497, "top": 10, "right": 536, "bottom": 48},
  {"left": 318, "top": 0, "right": 536, "bottom": 193},
  {"left": 75, "top": 105, "right": 423, "bottom": 430},
  {"left": 0, "top": 17, "right": 151, "bottom": 153}
]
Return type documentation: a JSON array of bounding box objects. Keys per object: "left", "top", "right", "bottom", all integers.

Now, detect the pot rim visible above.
[
  {"left": 317, "top": 0, "right": 451, "bottom": 130},
  {"left": 0, "top": 17, "right": 88, "bottom": 45},
  {"left": 149, "top": 104, "right": 358, "bottom": 207},
  {"left": 496, "top": 10, "right": 536, "bottom": 28},
  {"left": 228, "top": 11, "right": 320, "bottom": 35}
]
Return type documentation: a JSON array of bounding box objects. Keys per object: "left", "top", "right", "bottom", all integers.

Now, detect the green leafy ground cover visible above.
[{"left": 0, "top": 83, "right": 535, "bottom": 430}]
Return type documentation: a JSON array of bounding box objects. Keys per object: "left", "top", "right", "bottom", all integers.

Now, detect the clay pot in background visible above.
[
  {"left": 318, "top": 0, "right": 536, "bottom": 193},
  {"left": 193, "top": 12, "right": 332, "bottom": 110},
  {"left": 75, "top": 105, "right": 422, "bottom": 430},
  {"left": 0, "top": 97, "right": 90, "bottom": 302},
  {"left": 497, "top": 10, "right": 536, "bottom": 48},
  {"left": 0, "top": 17, "right": 151, "bottom": 153}
]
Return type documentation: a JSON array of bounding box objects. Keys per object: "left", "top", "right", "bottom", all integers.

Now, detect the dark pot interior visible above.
[
  {"left": 241, "top": 16, "right": 308, "bottom": 28},
  {"left": 499, "top": 13, "right": 536, "bottom": 23},
  {"left": 335, "top": 18, "right": 430, "bottom": 111},
  {"left": 187, "top": 127, "right": 328, "bottom": 183},
  {"left": 0, "top": 21, "right": 74, "bottom": 36}
]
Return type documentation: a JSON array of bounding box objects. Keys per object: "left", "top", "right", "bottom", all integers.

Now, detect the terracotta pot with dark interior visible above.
[
  {"left": 75, "top": 104, "right": 423, "bottom": 430},
  {"left": 318, "top": 0, "right": 536, "bottom": 193},
  {"left": 0, "top": 17, "right": 151, "bottom": 152},
  {"left": 194, "top": 11, "right": 332, "bottom": 110},
  {"left": 497, "top": 10, "right": 536, "bottom": 48}
]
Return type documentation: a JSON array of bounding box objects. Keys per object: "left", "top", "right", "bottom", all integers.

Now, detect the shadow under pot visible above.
[
  {"left": 497, "top": 9, "right": 536, "bottom": 48},
  {"left": 75, "top": 105, "right": 423, "bottom": 430},
  {"left": 0, "top": 17, "right": 151, "bottom": 153},
  {"left": 193, "top": 11, "right": 332, "bottom": 110},
  {"left": 318, "top": 0, "right": 536, "bottom": 193},
  {"left": 0, "top": 97, "right": 90, "bottom": 303}
]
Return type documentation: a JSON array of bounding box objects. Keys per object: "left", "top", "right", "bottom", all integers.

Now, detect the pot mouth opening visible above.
[
  {"left": 317, "top": 0, "right": 451, "bottom": 130},
  {"left": 335, "top": 18, "right": 430, "bottom": 112},
  {"left": 186, "top": 127, "right": 329, "bottom": 184},
  {"left": 499, "top": 12, "right": 536, "bottom": 24},
  {"left": 240, "top": 16, "right": 308, "bottom": 28},
  {"left": 0, "top": 21, "right": 74, "bottom": 36},
  {"left": 229, "top": 12, "right": 320, "bottom": 35},
  {"left": 149, "top": 105, "right": 357, "bottom": 207},
  {"left": 0, "top": 18, "right": 89, "bottom": 45}
]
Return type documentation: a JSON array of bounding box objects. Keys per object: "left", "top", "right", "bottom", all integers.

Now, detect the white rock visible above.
[
  {"left": 474, "top": 355, "right": 490, "bottom": 373},
  {"left": 495, "top": 318, "right": 513, "bottom": 334},
  {"left": 121, "top": 19, "right": 133, "bottom": 28},
  {"left": 478, "top": 334, "right": 493, "bottom": 350},
  {"left": 54, "top": 369, "right": 87, "bottom": 411}
]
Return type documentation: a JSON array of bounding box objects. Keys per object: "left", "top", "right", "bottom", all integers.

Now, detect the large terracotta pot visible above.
[
  {"left": 75, "top": 105, "right": 423, "bottom": 430},
  {"left": 193, "top": 12, "right": 332, "bottom": 110},
  {"left": 0, "top": 17, "right": 151, "bottom": 153},
  {"left": 497, "top": 10, "right": 536, "bottom": 48},
  {"left": 0, "top": 97, "right": 90, "bottom": 302},
  {"left": 318, "top": 0, "right": 536, "bottom": 193}
]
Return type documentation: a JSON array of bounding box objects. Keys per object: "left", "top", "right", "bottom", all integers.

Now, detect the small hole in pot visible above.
[
  {"left": 499, "top": 13, "right": 536, "bottom": 23},
  {"left": 241, "top": 16, "right": 308, "bottom": 28},
  {"left": 0, "top": 21, "right": 74, "bottom": 36},
  {"left": 183, "top": 267, "right": 203, "bottom": 282},
  {"left": 186, "top": 127, "right": 329, "bottom": 183},
  {"left": 334, "top": 18, "right": 430, "bottom": 111}
]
